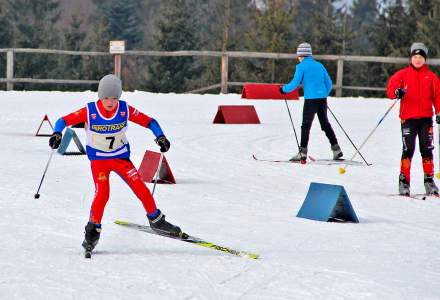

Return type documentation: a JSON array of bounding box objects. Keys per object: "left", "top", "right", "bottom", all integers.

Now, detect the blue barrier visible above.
[
  {"left": 297, "top": 182, "right": 359, "bottom": 223},
  {"left": 57, "top": 128, "right": 86, "bottom": 156}
]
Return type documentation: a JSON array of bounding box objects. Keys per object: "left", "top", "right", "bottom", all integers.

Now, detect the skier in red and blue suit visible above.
[{"left": 49, "top": 74, "right": 182, "bottom": 253}]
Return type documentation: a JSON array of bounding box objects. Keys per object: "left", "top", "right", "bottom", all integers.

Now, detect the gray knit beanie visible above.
[
  {"left": 296, "top": 42, "right": 312, "bottom": 57},
  {"left": 410, "top": 42, "right": 428, "bottom": 59},
  {"left": 98, "top": 74, "right": 122, "bottom": 99}
]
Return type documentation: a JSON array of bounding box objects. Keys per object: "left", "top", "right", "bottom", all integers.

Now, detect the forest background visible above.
[{"left": 0, "top": 0, "right": 438, "bottom": 96}]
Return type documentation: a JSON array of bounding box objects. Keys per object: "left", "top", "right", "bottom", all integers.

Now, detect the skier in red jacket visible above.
[
  {"left": 386, "top": 42, "right": 440, "bottom": 196},
  {"left": 49, "top": 74, "right": 183, "bottom": 256}
]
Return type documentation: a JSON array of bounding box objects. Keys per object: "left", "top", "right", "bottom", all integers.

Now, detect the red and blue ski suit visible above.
[{"left": 53, "top": 100, "right": 163, "bottom": 224}]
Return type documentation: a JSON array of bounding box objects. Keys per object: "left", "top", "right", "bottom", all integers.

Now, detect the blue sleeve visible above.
[
  {"left": 282, "top": 64, "right": 304, "bottom": 93},
  {"left": 323, "top": 67, "right": 332, "bottom": 95},
  {"left": 147, "top": 118, "right": 164, "bottom": 138},
  {"left": 53, "top": 118, "right": 67, "bottom": 133}
]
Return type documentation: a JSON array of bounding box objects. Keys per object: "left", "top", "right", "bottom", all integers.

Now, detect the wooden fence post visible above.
[
  {"left": 6, "top": 50, "right": 14, "bottom": 91},
  {"left": 220, "top": 53, "right": 228, "bottom": 94},
  {"left": 336, "top": 58, "right": 344, "bottom": 97}
]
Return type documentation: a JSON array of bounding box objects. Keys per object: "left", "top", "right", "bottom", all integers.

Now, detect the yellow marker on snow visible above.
[{"left": 339, "top": 167, "right": 346, "bottom": 174}]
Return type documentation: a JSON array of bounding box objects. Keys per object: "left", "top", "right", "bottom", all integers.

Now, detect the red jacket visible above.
[{"left": 386, "top": 64, "right": 440, "bottom": 120}]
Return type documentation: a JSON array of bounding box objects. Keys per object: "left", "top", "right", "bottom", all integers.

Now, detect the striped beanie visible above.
[{"left": 296, "top": 42, "right": 312, "bottom": 57}]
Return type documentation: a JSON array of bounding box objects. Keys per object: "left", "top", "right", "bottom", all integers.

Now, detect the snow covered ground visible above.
[{"left": 1, "top": 90, "right": 439, "bottom": 300}]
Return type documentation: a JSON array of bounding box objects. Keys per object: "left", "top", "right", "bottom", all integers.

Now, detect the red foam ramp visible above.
[
  {"left": 138, "top": 150, "right": 176, "bottom": 184},
  {"left": 213, "top": 105, "right": 260, "bottom": 124},
  {"left": 241, "top": 83, "right": 299, "bottom": 100},
  {"left": 35, "top": 114, "right": 54, "bottom": 137}
]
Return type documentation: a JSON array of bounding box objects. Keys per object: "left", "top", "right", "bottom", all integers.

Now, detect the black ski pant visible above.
[
  {"left": 300, "top": 98, "right": 338, "bottom": 148},
  {"left": 401, "top": 118, "right": 434, "bottom": 160}
]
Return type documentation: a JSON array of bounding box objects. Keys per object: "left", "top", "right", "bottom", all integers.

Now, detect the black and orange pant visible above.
[{"left": 400, "top": 117, "right": 434, "bottom": 183}]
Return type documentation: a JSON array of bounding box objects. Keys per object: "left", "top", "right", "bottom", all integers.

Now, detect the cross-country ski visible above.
[{"left": 115, "top": 220, "right": 259, "bottom": 259}]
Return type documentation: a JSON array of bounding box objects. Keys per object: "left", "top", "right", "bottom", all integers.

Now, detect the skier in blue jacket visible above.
[{"left": 281, "top": 42, "right": 342, "bottom": 162}]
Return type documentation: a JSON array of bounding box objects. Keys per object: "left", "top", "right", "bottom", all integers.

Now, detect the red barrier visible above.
[
  {"left": 241, "top": 83, "right": 299, "bottom": 100},
  {"left": 138, "top": 150, "right": 176, "bottom": 184},
  {"left": 213, "top": 105, "right": 261, "bottom": 124},
  {"left": 35, "top": 114, "right": 54, "bottom": 136}
]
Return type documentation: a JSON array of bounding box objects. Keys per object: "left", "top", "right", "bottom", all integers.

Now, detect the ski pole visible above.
[
  {"left": 34, "top": 149, "right": 56, "bottom": 199},
  {"left": 327, "top": 105, "right": 371, "bottom": 166},
  {"left": 339, "top": 98, "right": 401, "bottom": 174},
  {"left": 151, "top": 152, "right": 164, "bottom": 196},
  {"left": 437, "top": 124, "right": 440, "bottom": 179},
  {"left": 283, "top": 97, "right": 301, "bottom": 152}
]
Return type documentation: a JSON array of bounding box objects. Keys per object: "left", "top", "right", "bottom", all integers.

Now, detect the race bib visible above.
[{"left": 91, "top": 132, "right": 127, "bottom": 152}]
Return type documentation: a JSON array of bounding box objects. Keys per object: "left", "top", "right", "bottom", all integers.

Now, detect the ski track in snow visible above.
[{"left": 1, "top": 91, "right": 440, "bottom": 299}]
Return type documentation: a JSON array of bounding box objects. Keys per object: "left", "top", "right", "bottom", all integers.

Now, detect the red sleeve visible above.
[
  {"left": 386, "top": 70, "right": 404, "bottom": 99},
  {"left": 432, "top": 74, "right": 440, "bottom": 115},
  {"left": 63, "top": 107, "right": 87, "bottom": 126},
  {"left": 128, "top": 105, "right": 153, "bottom": 127}
]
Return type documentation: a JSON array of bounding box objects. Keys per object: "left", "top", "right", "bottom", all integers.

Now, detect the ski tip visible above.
[
  {"left": 84, "top": 252, "right": 92, "bottom": 259},
  {"left": 241, "top": 253, "right": 259, "bottom": 259},
  {"left": 114, "top": 220, "right": 129, "bottom": 225}
]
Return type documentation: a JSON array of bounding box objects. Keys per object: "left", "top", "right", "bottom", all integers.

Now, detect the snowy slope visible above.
[{"left": 1, "top": 91, "right": 439, "bottom": 300}]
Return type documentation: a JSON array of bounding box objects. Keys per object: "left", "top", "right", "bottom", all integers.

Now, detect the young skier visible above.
[
  {"left": 386, "top": 42, "right": 440, "bottom": 196},
  {"left": 280, "top": 42, "right": 343, "bottom": 162},
  {"left": 49, "top": 74, "right": 183, "bottom": 255}
]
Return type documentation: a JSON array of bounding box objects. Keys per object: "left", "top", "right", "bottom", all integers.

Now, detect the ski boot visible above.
[
  {"left": 289, "top": 147, "right": 307, "bottom": 163},
  {"left": 82, "top": 222, "right": 101, "bottom": 258},
  {"left": 331, "top": 144, "right": 343, "bottom": 160},
  {"left": 424, "top": 175, "right": 439, "bottom": 196},
  {"left": 148, "top": 210, "right": 183, "bottom": 238},
  {"left": 398, "top": 173, "right": 410, "bottom": 196}
]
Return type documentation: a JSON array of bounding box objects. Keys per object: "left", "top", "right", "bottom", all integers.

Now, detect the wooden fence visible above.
[{"left": 2, "top": 48, "right": 440, "bottom": 96}]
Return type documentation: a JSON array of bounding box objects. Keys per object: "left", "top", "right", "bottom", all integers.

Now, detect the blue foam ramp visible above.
[
  {"left": 297, "top": 182, "right": 359, "bottom": 223},
  {"left": 57, "top": 128, "right": 86, "bottom": 155}
]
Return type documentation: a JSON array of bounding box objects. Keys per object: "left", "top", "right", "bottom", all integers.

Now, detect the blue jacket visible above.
[{"left": 281, "top": 56, "right": 332, "bottom": 99}]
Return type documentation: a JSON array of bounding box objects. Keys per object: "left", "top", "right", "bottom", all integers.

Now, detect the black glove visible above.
[
  {"left": 155, "top": 135, "right": 170, "bottom": 152},
  {"left": 49, "top": 132, "right": 62, "bottom": 149},
  {"left": 279, "top": 86, "right": 286, "bottom": 94},
  {"left": 394, "top": 88, "right": 406, "bottom": 99},
  {"left": 436, "top": 114, "right": 440, "bottom": 124}
]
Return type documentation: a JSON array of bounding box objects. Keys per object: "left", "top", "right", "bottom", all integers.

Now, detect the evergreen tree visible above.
[
  {"left": 244, "top": 0, "right": 295, "bottom": 84},
  {"left": 194, "top": 0, "right": 255, "bottom": 93},
  {"left": 0, "top": 1, "right": 12, "bottom": 48},
  {"left": 349, "top": 0, "right": 379, "bottom": 55},
  {"left": 147, "top": 0, "right": 202, "bottom": 93},
  {"left": 369, "top": 0, "right": 414, "bottom": 95},
  {"left": 370, "top": 0, "right": 414, "bottom": 57},
  {"left": 63, "top": 15, "right": 88, "bottom": 82},
  {"left": 106, "top": 0, "right": 144, "bottom": 49},
  {"left": 293, "top": 0, "right": 341, "bottom": 55},
  {"left": 5, "top": 0, "right": 62, "bottom": 89},
  {"left": 408, "top": 0, "right": 440, "bottom": 58},
  {"left": 343, "top": 0, "right": 380, "bottom": 96}
]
